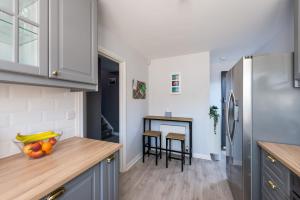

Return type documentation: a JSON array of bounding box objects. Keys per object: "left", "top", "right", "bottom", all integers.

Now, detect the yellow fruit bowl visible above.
[{"left": 14, "top": 131, "right": 62, "bottom": 159}]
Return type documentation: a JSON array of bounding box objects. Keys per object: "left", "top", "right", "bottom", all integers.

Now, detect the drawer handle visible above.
[
  {"left": 267, "top": 155, "right": 276, "bottom": 163},
  {"left": 52, "top": 70, "right": 59, "bottom": 76},
  {"left": 267, "top": 180, "right": 277, "bottom": 190},
  {"left": 107, "top": 154, "right": 115, "bottom": 163},
  {"left": 46, "top": 187, "right": 65, "bottom": 200}
]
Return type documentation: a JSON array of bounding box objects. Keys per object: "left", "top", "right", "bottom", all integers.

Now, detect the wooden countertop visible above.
[
  {"left": 0, "top": 137, "right": 122, "bottom": 200},
  {"left": 144, "top": 115, "right": 193, "bottom": 122},
  {"left": 258, "top": 141, "right": 300, "bottom": 177}
]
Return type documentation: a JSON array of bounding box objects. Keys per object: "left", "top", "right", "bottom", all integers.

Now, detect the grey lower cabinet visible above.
[
  {"left": 49, "top": 0, "right": 98, "bottom": 84},
  {"left": 261, "top": 150, "right": 290, "bottom": 200},
  {"left": 100, "top": 154, "right": 119, "bottom": 200},
  {"left": 43, "top": 153, "right": 119, "bottom": 200}
]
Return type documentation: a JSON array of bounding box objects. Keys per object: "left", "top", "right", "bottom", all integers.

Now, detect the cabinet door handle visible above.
[
  {"left": 52, "top": 70, "right": 59, "bottom": 76},
  {"left": 46, "top": 187, "right": 65, "bottom": 200},
  {"left": 267, "top": 180, "right": 277, "bottom": 190},
  {"left": 267, "top": 155, "right": 276, "bottom": 163},
  {"left": 107, "top": 154, "right": 115, "bottom": 163}
]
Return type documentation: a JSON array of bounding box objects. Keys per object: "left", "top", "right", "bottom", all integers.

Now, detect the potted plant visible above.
[
  {"left": 209, "top": 106, "right": 220, "bottom": 135},
  {"left": 209, "top": 106, "right": 220, "bottom": 161}
]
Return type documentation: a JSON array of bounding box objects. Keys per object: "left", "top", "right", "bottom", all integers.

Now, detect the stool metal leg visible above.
[
  {"left": 181, "top": 140, "right": 184, "bottom": 172},
  {"left": 159, "top": 135, "right": 162, "bottom": 159},
  {"left": 155, "top": 137, "right": 158, "bottom": 166},
  {"left": 142, "top": 135, "right": 145, "bottom": 163},
  {"left": 169, "top": 140, "right": 172, "bottom": 160},
  {"left": 166, "top": 138, "right": 168, "bottom": 168},
  {"left": 183, "top": 140, "right": 185, "bottom": 165},
  {"left": 148, "top": 136, "right": 151, "bottom": 157}
]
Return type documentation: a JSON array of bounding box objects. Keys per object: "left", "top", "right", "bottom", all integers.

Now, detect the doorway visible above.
[
  {"left": 87, "top": 55, "right": 120, "bottom": 142},
  {"left": 85, "top": 49, "right": 127, "bottom": 172}
]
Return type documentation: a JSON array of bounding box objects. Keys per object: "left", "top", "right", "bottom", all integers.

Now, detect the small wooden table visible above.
[{"left": 143, "top": 115, "right": 193, "bottom": 165}]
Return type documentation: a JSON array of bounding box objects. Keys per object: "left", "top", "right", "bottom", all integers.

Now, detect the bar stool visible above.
[
  {"left": 166, "top": 133, "right": 185, "bottom": 172},
  {"left": 142, "top": 131, "right": 162, "bottom": 165}
]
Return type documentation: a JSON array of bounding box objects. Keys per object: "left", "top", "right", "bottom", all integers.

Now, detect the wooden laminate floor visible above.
[{"left": 120, "top": 155, "right": 234, "bottom": 200}]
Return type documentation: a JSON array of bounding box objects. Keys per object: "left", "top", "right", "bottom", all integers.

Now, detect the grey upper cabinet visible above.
[
  {"left": 0, "top": 0, "right": 48, "bottom": 76},
  {"left": 295, "top": 0, "right": 300, "bottom": 87},
  {"left": 49, "top": 0, "right": 98, "bottom": 84},
  {"left": 0, "top": 0, "right": 98, "bottom": 90}
]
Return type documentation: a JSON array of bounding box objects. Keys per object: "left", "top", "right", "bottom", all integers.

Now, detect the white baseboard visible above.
[
  {"left": 193, "top": 153, "right": 211, "bottom": 161},
  {"left": 124, "top": 153, "right": 142, "bottom": 172}
]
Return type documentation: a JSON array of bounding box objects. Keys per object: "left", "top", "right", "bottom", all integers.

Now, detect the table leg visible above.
[
  {"left": 142, "top": 135, "right": 145, "bottom": 162},
  {"left": 189, "top": 122, "right": 192, "bottom": 165},
  {"left": 148, "top": 136, "right": 150, "bottom": 157},
  {"left": 143, "top": 118, "right": 146, "bottom": 132}
]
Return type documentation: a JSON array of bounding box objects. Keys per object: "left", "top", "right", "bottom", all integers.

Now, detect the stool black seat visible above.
[
  {"left": 142, "top": 131, "right": 162, "bottom": 165},
  {"left": 166, "top": 132, "right": 185, "bottom": 172}
]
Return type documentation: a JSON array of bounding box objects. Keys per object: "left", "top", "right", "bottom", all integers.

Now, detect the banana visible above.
[
  {"left": 16, "top": 131, "right": 61, "bottom": 144},
  {"left": 16, "top": 131, "right": 55, "bottom": 140}
]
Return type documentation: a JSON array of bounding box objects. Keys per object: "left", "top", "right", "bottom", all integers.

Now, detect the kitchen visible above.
[{"left": 1, "top": 0, "right": 300, "bottom": 200}]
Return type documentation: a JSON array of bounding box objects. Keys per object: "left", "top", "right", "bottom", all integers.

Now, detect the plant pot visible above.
[{"left": 210, "top": 153, "right": 220, "bottom": 161}]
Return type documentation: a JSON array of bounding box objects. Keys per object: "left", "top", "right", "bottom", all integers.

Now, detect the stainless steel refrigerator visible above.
[{"left": 225, "top": 53, "right": 300, "bottom": 200}]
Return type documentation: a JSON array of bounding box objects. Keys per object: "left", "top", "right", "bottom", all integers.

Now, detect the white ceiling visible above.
[{"left": 99, "top": 0, "right": 293, "bottom": 67}]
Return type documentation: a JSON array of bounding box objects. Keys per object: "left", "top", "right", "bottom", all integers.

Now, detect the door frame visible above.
[
  {"left": 98, "top": 48, "right": 127, "bottom": 173},
  {"left": 78, "top": 48, "right": 127, "bottom": 172}
]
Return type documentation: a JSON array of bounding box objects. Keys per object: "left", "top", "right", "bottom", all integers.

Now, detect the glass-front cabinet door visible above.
[{"left": 0, "top": 0, "right": 47, "bottom": 76}]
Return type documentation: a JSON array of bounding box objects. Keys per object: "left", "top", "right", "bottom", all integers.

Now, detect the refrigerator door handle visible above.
[
  {"left": 226, "top": 90, "right": 237, "bottom": 145},
  {"left": 226, "top": 92, "right": 232, "bottom": 145}
]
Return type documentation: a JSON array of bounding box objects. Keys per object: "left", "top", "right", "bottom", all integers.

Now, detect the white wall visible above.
[
  {"left": 0, "top": 84, "right": 81, "bottom": 158},
  {"left": 255, "top": 0, "right": 294, "bottom": 54},
  {"left": 148, "top": 52, "right": 212, "bottom": 158},
  {"left": 99, "top": 2, "right": 150, "bottom": 169}
]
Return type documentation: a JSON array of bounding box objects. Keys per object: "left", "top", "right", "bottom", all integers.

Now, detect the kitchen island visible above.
[{"left": 0, "top": 137, "right": 122, "bottom": 200}]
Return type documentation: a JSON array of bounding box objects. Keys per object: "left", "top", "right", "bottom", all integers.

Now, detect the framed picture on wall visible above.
[{"left": 171, "top": 73, "right": 181, "bottom": 94}]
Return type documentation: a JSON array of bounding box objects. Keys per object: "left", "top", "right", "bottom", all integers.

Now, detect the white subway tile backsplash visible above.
[
  {"left": 0, "top": 84, "right": 79, "bottom": 158},
  {"left": 27, "top": 121, "right": 56, "bottom": 133},
  {"left": 10, "top": 85, "right": 42, "bottom": 98},
  {"left": 11, "top": 112, "right": 42, "bottom": 125},
  {"left": 29, "top": 98, "right": 55, "bottom": 111},
  {"left": 43, "top": 111, "right": 66, "bottom": 121},
  {"left": 0, "top": 114, "right": 10, "bottom": 127},
  {"left": 41, "top": 87, "right": 68, "bottom": 97},
  {"left": 55, "top": 95, "right": 75, "bottom": 111},
  {"left": 0, "top": 125, "right": 29, "bottom": 141},
  {"left": 54, "top": 119, "right": 75, "bottom": 130},
  {"left": 0, "top": 84, "right": 9, "bottom": 98},
  {"left": 0, "top": 99, "right": 28, "bottom": 113},
  {"left": 59, "top": 127, "right": 76, "bottom": 140}
]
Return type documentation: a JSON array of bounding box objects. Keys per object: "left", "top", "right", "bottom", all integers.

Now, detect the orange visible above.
[
  {"left": 42, "top": 142, "right": 53, "bottom": 154},
  {"left": 23, "top": 145, "right": 33, "bottom": 155}
]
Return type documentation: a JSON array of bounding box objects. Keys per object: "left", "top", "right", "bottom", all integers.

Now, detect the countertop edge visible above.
[{"left": 257, "top": 141, "right": 300, "bottom": 177}]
